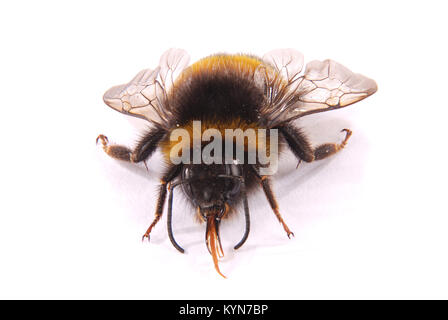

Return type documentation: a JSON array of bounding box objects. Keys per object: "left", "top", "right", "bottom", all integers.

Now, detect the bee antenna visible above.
[
  {"left": 234, "top": 176, "right": 250, "bottom": 250},
  {"left": 167, "top": 183, "right": 185, "bottom": 253}
]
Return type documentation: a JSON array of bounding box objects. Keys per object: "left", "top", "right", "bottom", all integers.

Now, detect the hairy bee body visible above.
[
  {"left": 98, "top": 48, "right": 377, "bottom": 277},
  {"left": 170, "top": 54, "right": 264, "bottom": 126},
  {"left": 159, "top": 55, "right": 280, "bottom": 219}
]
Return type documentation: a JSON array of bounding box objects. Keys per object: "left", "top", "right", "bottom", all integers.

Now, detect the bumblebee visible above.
[{"left": 97, "top": 48, "right": 377, "bottom": 277}]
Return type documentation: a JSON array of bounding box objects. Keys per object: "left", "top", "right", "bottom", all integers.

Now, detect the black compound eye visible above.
[
  {"left": 182, "top": 166, "right": 192, "bottom": 180},
  {"left": 224, "top": 164, "right": 242, "bottom": 199},
  {"left": 227, "top": 164, "right": 241, "bottom": 177},
  {"left": 181, "top": 167, "right": 194, "bottom": 201},
  {"left": 232, "top": 165, "right": 241, "bottom": 176},
  {"left": 225, "top": 182, "right": 241, "bottom": 199}
]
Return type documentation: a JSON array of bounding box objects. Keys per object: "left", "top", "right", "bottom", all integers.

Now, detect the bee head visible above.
[
  {"left": 181, "top": 164, "right": 242, "bottom": 211},
  {"left": 180, "top": 163, "right": 243, "bottom": 278}
]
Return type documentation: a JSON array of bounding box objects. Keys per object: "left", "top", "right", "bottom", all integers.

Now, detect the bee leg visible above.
[
  {"left": 96, "top": 127, "right": 166, "bottom": 164},
  {"left": 278, "top": 125, "right": 314, "bottom": 164},
  {"left": 258, "top": 174, "right": 294, "bottom": 239},
  {"left": 96, "top": 134, "right": 133, "bottom": 161},
  {"left": 279, "top": 124, "right": 352, "bottom": 163},
  {"left": 313, "top": 129, "right": 352, "bottom": 160},
  {"left": 142, "top": 165, "right": 182, "bottom": 242},
  {"left": 141, "top": 182, "right": 167, "bottom": 242}
]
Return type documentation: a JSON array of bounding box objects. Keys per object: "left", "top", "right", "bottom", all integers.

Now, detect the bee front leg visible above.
[
  {"left": 142, "top": 165, "right": 182, "bottom": 242},
  {"left": 261, "top": 176, "right": 294, "bottom": 238},
  {"left": 141, "top": 181, "right": 168, "bottom": 242},
  {"left": 250, "top": 166, "right": 294, "bottom": 239}
]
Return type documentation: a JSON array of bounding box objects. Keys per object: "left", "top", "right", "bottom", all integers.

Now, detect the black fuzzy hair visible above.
[{"left": 169, "top": 67, "right": 265, "bottom": 126}]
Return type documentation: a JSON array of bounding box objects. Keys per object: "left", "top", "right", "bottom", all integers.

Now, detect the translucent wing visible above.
[
  {"left": 158, "top": 48, "right": 191, "bottom": 93},
  {"left": 262, "top": 48, "right": 304, "bottom": 82},
  {"left": 103, "top": 48, "right": 190, "bottom": 128},
  {"left": 294, "top": 59, "right": 377, "bottom": 115},
  {"left": 257, "top": 49, "right": 377, "bottom": 127}
]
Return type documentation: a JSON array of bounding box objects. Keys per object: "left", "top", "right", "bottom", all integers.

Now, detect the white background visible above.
[{"left": 1, "top": 0, "right": 447, "bottom": 299}]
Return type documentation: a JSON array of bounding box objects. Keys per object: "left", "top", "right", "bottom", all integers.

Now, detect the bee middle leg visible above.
[
  {"left": 96, "top": 127, "right": 166, "bottom": 164},
  {"left": 279, "top": 124, "right": 352, "bottom": 163}
]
